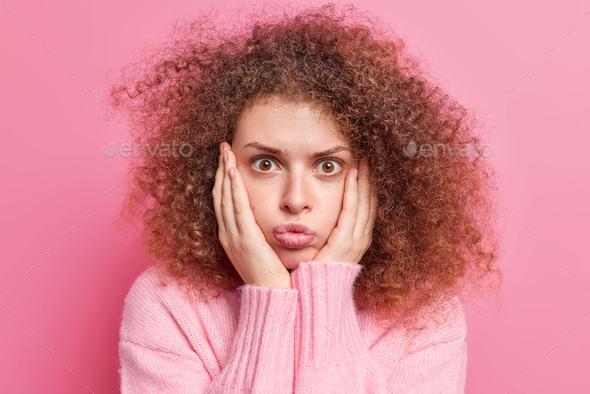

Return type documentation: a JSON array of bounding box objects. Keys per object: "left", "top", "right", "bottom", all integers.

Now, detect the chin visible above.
[
  {"left": 280, "top": 257, "right": 302, "bottom": 271},
  {"left": 276, "top": 248, "right": 315, "bottom": 271}
]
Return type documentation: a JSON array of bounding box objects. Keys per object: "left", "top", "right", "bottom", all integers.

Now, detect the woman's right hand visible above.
[{"left": 212, "top": 142, "right": 292, "bottom": 289}]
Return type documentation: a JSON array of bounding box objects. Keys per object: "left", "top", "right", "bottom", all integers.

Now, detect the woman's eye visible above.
[
  {"left": 253, "top": 158, "right": 279, "bottom": 172},
  {"left": 251, "top": 157, "right": 342, "bottom": 175},
  {"left": 317, "top": 160, "right": 342, "bottom": 175}
]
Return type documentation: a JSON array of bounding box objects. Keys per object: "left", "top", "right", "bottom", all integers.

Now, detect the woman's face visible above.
[{"left": 231, "top": 96, "right": 359, "bottom": 270}]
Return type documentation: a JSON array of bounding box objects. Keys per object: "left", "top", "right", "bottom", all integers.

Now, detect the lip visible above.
[{"left": 273, "top": 223, "right": 316, "bottom": 249}]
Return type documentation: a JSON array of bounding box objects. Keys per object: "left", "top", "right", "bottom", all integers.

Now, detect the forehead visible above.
[{"left": 232, "top": 97, "right": 348, "bottom": 150}]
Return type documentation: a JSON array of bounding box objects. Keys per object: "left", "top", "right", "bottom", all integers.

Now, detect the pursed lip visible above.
[
  {"left": 274, "top": 222, "right": 315, "bottom": 235},
  {"left": 273, "top": 222, "right": 316, "bottom": 249}
]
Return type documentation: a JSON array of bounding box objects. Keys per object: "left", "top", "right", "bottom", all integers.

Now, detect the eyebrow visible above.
[{"left": 243, "top": 142, "right": 352, "bottom": 160}]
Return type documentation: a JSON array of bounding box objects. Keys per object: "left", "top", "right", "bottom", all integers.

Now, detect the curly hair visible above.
[{"left": 104, "top": 1, "right": 503, "bottom": 332}]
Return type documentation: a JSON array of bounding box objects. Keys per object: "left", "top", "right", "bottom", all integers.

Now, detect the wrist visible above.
[{"left": 249, "top": 271, "right": 292, "bottom": 289}]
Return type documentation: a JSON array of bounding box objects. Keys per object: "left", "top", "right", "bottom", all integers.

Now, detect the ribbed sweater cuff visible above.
[
  {"left": 216, "top": 284, "right": 297, "bottom": 392},
  {"left": 291, "top": 261, "right": 367, "bottom": 367}
]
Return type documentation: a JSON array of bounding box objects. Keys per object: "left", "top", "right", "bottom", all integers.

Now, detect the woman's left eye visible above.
[{"left": 316, "top": 160, "right": 342, "bottom": 175}]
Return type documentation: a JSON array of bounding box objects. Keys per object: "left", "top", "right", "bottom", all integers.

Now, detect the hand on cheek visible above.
[
  {"left": 212, "top": 142, "right": 292, "bottom": 289},
  {"left": 312, "top": 157, "right": 378, "bottom": 264}
]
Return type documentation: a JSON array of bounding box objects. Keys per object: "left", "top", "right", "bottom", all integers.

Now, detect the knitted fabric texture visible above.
[{"left": 119, "top": 261, "right": 467, "bottom": 393}]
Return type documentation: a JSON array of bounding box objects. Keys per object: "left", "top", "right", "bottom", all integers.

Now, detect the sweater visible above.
[{"left": 118, "top": 261, "right": 468, "bottom": 393}]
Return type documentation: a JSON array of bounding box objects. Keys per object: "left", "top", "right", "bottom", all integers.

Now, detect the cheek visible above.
[
  {"left": 317, "top": 183, "right": 346, "bottom": 234},
  {"left": 241, "top": 177, "right": 266, "bottom": 221},
  {"left": 238, "top": 163, "right": 278, "bottom": 220}
]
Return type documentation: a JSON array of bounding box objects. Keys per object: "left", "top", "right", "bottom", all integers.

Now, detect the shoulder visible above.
[
  {"left": 405, "top": 294, "right": 467, "bottom": 354},
  {"left": 119, "top": 266, "right": 182, "bottom": 348},
  {"left": 120, "top": 265, "right": 175, "bottom": 326},
  {"left": 119, "top": 265, "right": 239, "bottom": 355},
  {"left": 357, "top": 294, "right": 466, "bottom": 375}
]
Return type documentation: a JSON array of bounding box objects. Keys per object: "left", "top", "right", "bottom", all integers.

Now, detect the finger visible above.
[
  {"left": 363, "top": 172, "right": 378, "bottom": 251},
  {"left": 355, "top": 157, "right": 373, "bottom": 236},
  {"left": 334, "top": 167, "right": 359, "bottom": 241},
  {"left": 369, "top": 183, "right": 378, "bottom": 228},
  {"left": 221, "top": 147, "right": 238, "bottom": 236},
  {"left": 229, "top": 163, "right": 261, "bottom": 241},
  {"left": 213, "top": 143, "right": 228, "bottom": 202},
  {"left": 212, "top": 144, "right": 227, "bottom": 232}
]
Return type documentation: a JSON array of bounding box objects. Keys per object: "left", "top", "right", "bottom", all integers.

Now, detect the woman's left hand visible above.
[{"left": 312, "top": 156, "right": 378, "bottom": 264}]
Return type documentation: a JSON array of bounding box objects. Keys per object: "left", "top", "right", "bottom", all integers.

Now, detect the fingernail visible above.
[
  {"left": 229, "top": 168, "right": 235, "bottom": 179},
  {"left": 224, "top": 151, "right": 228, "bottom": 163},
  {"left": 354, "top": 169, "right": 359, "bottom": 180}
]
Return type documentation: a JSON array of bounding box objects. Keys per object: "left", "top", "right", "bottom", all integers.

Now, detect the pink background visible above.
[{"left": 1, "top": 0, "right": 589, "bottom": 392}]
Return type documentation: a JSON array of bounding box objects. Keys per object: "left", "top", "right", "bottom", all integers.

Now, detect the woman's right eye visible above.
[{"left": 252, "top": 157, "right": 279, "bottom": 172}]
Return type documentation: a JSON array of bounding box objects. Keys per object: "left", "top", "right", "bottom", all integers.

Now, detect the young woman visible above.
[{"left": 107, "top": 3, "right": 502, "bottom": 393}]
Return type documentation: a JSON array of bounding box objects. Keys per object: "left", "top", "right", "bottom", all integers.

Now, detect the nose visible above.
[{"left": 280, "top": 168, "right": 312, "bottom": 214}]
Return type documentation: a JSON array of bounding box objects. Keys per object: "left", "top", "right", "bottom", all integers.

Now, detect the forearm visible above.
[
  {"left": 291, "top": 261, "right": 389, "bottom": 393},
  {"left": 207, "top": 284, "right": 298, "bottom": 393}
]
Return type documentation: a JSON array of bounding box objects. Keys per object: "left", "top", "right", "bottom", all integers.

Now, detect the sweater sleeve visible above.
[
  {"left": 290, "top": 261, "right": 388, "bottom": 393},
  {"left": 118, "top": 268, "right": 299, "bottom": 394},
  {"left": 289, "top": 261, "right": 468, "bottom": 394},
  {"left": 210, "top": 284, "right": 298, "bottom": 393}
]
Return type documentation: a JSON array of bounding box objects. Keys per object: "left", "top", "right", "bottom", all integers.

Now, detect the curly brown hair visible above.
[{"left": 104, "top": 1, "right": 503, "bottom": 332}]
